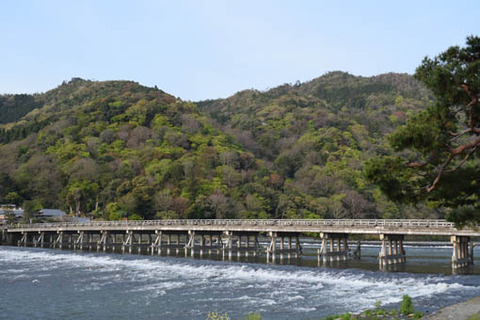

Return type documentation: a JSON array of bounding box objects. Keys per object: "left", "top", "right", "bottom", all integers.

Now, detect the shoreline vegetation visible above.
[
  {"left": 321, "top": 295, "right": 480, "bottom": 320},
  {"left": 206, "top": 295, "right": 480, "bottom": 320},
  {"left": 321, "top": 295, "right": 422, "bottom": 320}
]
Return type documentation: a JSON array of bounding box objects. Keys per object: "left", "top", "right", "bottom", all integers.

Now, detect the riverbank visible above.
[{"left": 424, "top": 296, "right": 480, "bottom": 319}]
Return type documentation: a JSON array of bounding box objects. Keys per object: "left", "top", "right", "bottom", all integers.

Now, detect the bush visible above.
[
  {"left": 399, "top": 294, "right": 414, "bottom": 314},
  {"left": 243, "top": 313, "right": 262, "bottom": 320},
  {"left": 413, "top": 311, "right": 424, "bottom": 320},
  {"left": 128, "top": 213, "right": 143, "bottom": 220},
  {"left": 206, "top": 312, "right": 230, "bottom": 320}
]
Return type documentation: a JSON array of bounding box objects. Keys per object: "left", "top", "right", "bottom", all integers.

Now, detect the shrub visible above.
[
  {"left": 206, "top": 312, "right": 230, "bottom": 320},
  {"left": 399, "top": 295, "right": 414, "bottom": 315},
  {"left": 243, "top": 313, "right": 262, "bottom": 320},
  {"left": 413, "top": 311, "right": 424, "bottom": 320}
]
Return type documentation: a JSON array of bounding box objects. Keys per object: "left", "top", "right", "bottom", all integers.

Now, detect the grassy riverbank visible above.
[
  {"left": 205, "top": 295, "right": 480, "bottom": 320},
  {"left": 321, "top": 295, "right": 423, "bottom": 320}
]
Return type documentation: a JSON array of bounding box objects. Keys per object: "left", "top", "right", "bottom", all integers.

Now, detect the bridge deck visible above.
[{"left": 5, "top": 219, "right": 480, "bottom": 237}]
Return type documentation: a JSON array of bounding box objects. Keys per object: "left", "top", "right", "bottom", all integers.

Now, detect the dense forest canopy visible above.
[{"left": 0, "top": 71, "right": 438, "bottom": 221}]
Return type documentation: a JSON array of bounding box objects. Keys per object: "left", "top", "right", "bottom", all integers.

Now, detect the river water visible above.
[{"left": 1, "top": 243, "right": 480, "bottom": 320}]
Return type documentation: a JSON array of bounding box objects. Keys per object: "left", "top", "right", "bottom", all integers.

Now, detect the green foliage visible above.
[
  {"left": 206, "top": 312, "right": 230, "bottom": 320},
  {"left": 242, "top": 313, "right": 262, "bottom": 320},
  {"left": 22, "top": 200, "right": 43, "bottom": 223},
  {"left": 4, "top": 211, "right": 17, "bottom": 225},
  {"left": 0, "top": 94, "right": 44, "bottom": 124},
  {"left": 4, "top": 192, "right": 23, "bottom": 206},
  {"left": 323, "top": 313, "right": 351, "bottom": 320},
  {"left": 399, "top": 294, "right": 414, "bottom": 315},
  {"left": 0, "top": 72, "right": 436, "bottom": 220},
  {"left": 413, "top": 311, "right": 424, "bottom": 320},
  {"left": 128, "top": 213, "right": 143, "bottom": 220},
  {"left": 322, "top": 295, "right": 422, "bottom": 320},
  {"left": 448, "top": 205, "right": 480, "bottom": 229},
  {"left": 365, "top": 36, "right": 480, "bottom": 225}
]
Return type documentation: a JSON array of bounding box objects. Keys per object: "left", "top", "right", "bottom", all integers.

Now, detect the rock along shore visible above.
[{"left": 424, "top": 297, "right": 480, "bottom": 320}]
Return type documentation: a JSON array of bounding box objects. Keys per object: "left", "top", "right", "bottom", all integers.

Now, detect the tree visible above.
[
  {"left": 22, "top": 200, "right": 42, "bottom": 223},
  {"left": 65, "top": 180, "right": 99, "bottom": 216},
  {"left": 4, "top": 211, "right": 17, "bottom": 225},
  {"left": 4, "top": 192, "right": 23, "bottom": 207},
  {"left": 365, "top": 36, "right": 480, "bottom": 226}
]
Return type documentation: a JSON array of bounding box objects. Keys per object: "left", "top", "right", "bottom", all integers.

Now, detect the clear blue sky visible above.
[{"left": 0, "top": 0, "right": 478, "bottom": 101}]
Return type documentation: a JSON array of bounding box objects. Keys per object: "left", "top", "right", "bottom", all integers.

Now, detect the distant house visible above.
[
  {"left": 0, "top": 204, "right": 18, "bottom": 210},
  {"left": 0, "top": 206, "right": 24, "bottom": 225}
]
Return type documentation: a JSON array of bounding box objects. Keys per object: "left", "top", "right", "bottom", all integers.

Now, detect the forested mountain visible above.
[
  {"left": 0, "top": 73, "right": 439, "bottom": 221},
  {"left": 0, "top": 93, "right": 44, "bottom": 125}
]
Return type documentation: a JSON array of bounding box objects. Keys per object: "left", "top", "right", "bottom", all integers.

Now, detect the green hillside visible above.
[
  {"left": 0, "top": 93, "right": 44, "bottom": 125},
  {"left": 0, "top": 73, "right": 439, "bottom": 221},
  {"left": 198, "top": 72, "right": 436, "bottom": 219}
]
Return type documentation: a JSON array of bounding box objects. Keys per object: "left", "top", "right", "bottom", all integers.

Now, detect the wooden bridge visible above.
[{"left": 2, "top": 219, "right": 479, "bottom": 269}]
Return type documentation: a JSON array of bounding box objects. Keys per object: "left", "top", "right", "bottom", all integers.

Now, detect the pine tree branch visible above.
[
  {"left": 446, "top": 145, "right": 479, "bottom": 173},
  {"left": 450, "top": 137, "right": 480, "bottom": 155},
  {"left": 426, "top": 138, "right": 480, "bottom": 192},
  {"left": 426, "top": 154, "right": 454, "bottom": 192},
  {"left": 407, "top": 151, "right": 438, "bottom": 168}
]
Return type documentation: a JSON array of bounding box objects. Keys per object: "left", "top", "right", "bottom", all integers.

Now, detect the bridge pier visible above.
[
  {"left": 266, "top": 232, "right": 301, "bottom": 262},
  {"left": 33, "top": 232, "right": 45, "bottom": 247},
  {"left": 53, "top": 231, "right": 64, "bottom": 248},
  {"left": 151, "top": 230, "right": 162, "bottom": 252},
  {"left": 317, "top": 233, "right": 349, "bottom": 263},
  {"left": 159, "top": 232, "right": 188, "bottom": 255},
  {"left": 18, "top": 232, "right": 28, "bottom": 246},
  {"left": 223, "top": 231, "right": 260, "bottom": 260},
  {"left": 451, "top": 235, "right": 473, "bottom": 269},
  {"left": 186, "top": 230, "right": 224, "bottom": 257},
  {"left": 379, "top": 234, "right": 406, "bottom": 266},
  {"left": 123, "top": 230, "right": 133, "bottom": 248},
  {"left": 74, "top": 231, "right": 86, "bottom": 249}
]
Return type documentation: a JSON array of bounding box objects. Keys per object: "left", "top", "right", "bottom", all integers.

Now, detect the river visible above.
[{"left": 1, "top": 243, "right": 479, "bottom": 319}]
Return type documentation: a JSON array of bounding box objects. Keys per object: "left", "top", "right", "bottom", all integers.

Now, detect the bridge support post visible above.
[
  {"left": 152, "top": 230, "right": 162, "bottom": 253},
  {"left": 224, "top": 231, "right": 233, "bottom": 260},
  {"left": 223, "top": 231, "right": 258, "bottom": 260},
  {"left": 353, "top": 241, "right": 361, "bottom": 259},
  {"left": 451, "top": 236, "right": 473, "bottom": 269},
  {"left": 318, "top": 233, "right": 349, "bottom": 263},
  {"left": 266, "top": 232, "right": 277, "bottom": 262},
  {"left": 123, "top": 230, "right": 133, "bottom": 253},
  {"left": 186, "top": 230, "right": 195, "bottom": 257},
  {"left": 177, "top": 234, "right": 182, "bottom": 255},
  {"left": 124, "top": 231, "right": 133, "bottom": 246},
  {"left": 267, "top": 232, "right": 301, "bottom": 262},
  {"left": 75, "top": 231, "right": 84, "bottom": 249},
  {"left": 18, "top": 232, "right": 28, "bottom": 246},
  {"left": 98, "top": 230, "right": 109, "bottom": 250},
  {"left": 379, "top": 234, "right": 406, "bottom": 266},
  {"left": 34, "top": 232, "right": 45, "bottom": 247},
  {"left": 53, "top": 231, "right": 64, "bottom": 248}
]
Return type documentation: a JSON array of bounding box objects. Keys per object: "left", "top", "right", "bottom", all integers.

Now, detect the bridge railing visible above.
[{"left": 6, "top": 219, "right": 458, "bottom": 230}]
